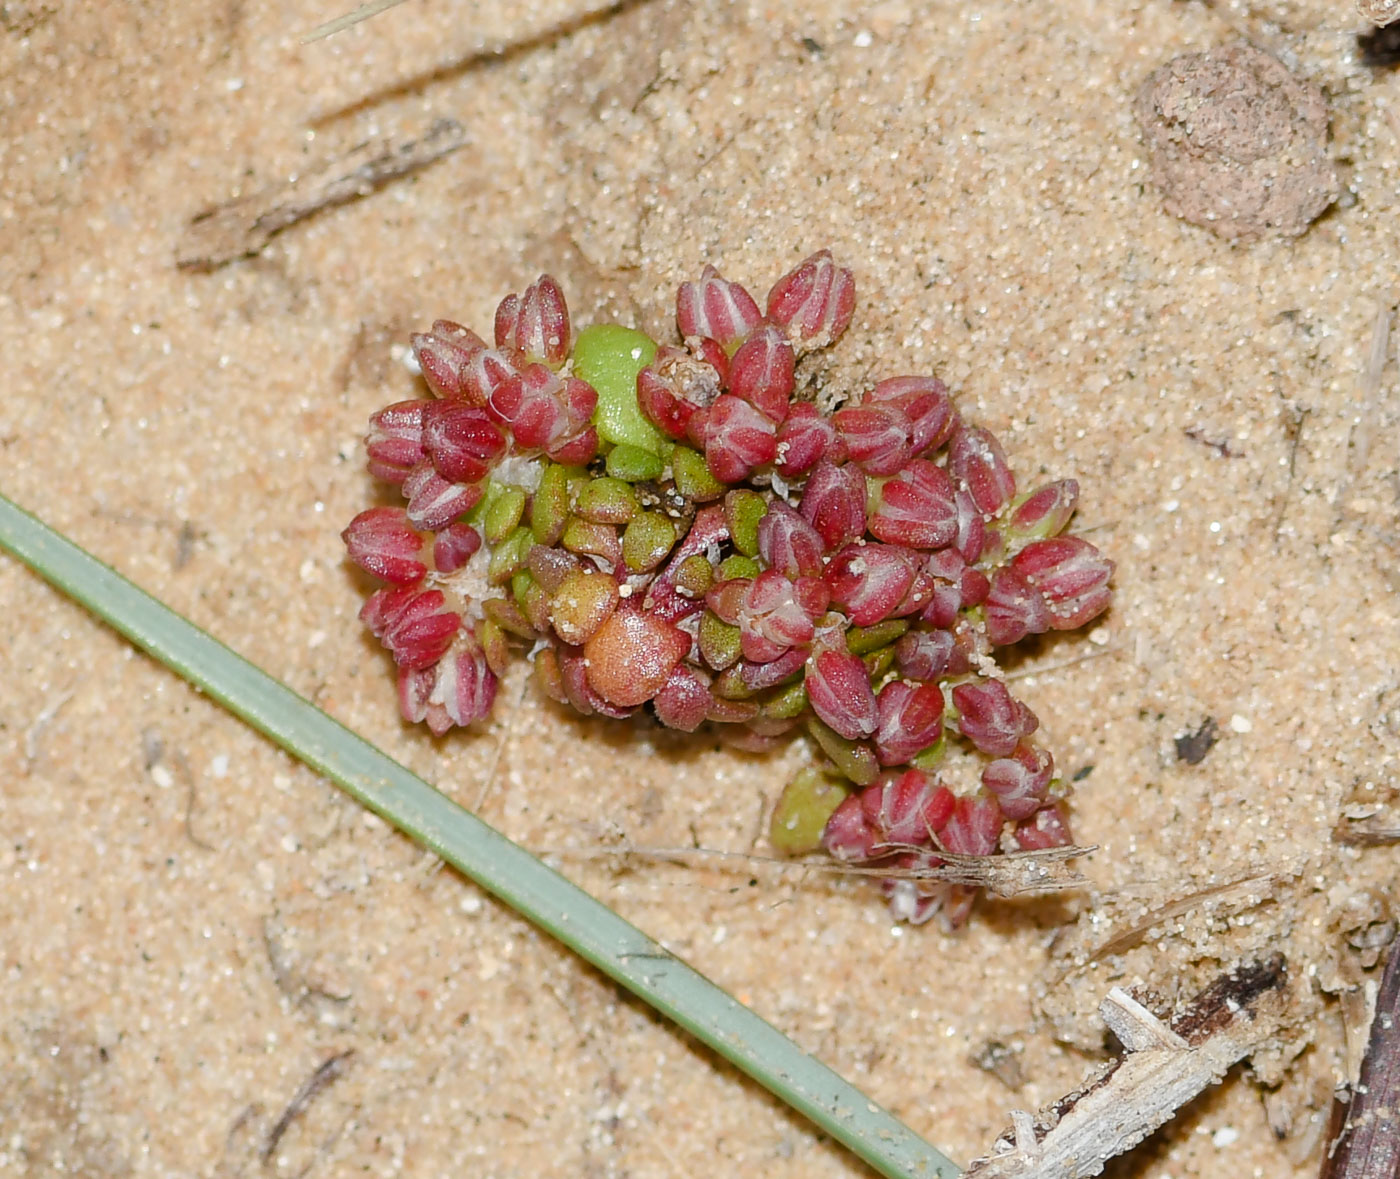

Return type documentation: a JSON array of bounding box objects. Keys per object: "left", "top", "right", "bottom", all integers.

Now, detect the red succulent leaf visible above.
[
  {"left": 494, "top": 274, "right": 570, "bottom": 368},
  {"left": 1012, "top": 800, "right": 1074, "bottom": 850},
  {"left": 983, "top": 566, "right": 1052, "bottom": 646},
  {"left": 939, "top": 793, "right": 1003, "bottom": 856},
  {"left": 766, "top": 250, "right": 855, "bottom": 352},
  {"left": 951, "top": 678, "right": 1039, "bottom": 757},
  {"left": 824, "top": 542, "right": 918, "bottom": 627},
  {"left": 868, "top": 459, "right": 958, "bottom": 550},
  {"left": 868, "top": 376, "right": 957, "bottom": 454},
  {"left": 704, "top": 394, "right": 778, "bottom": 483},
  {"left": 799, "top": 459, "right": 866, "bottom": 551},
  {"left": 874, "top": 680, "right": 945, "bottom": 766},
  {"left": 982, "top": 742, "right": 1054, "bottom": 820},
  {"left": 756, "top": 500, "right": 825, "bottom": 579},
  {"left": 636, "top": 343, "right": 726, "bottom": 441},
  {"left": 431, "top": 522, "right": 482, "bottom": 574},
  {"left": 948, "top": 426, "right": 1016, "bottom": 516},
  {"left": 775, "top": 402, "right": 841, "bottom": 477},
  {"left": 651, "top": 663, "right": 713, "bottom": 732},
  {"left": 722, "top": 568, "right": 827, "bottom": 663},
  {"left": 365, "top": 400, "right": 427, "bottom": 484},
  {"left": 822, "top": 793, "right": 880, "bottom": 861},
  {"left": 360, "top": 586, "right": 461, "bottom": 670},
  {"left": 401, "top": 463, "right": 485, "bottom": 531},
  {"left": 677, "top": 264, "right": 763, "bottom": 350},
  {"left": 396, "top": 634, "right": 499, "bottom": 734},
  {"left": 894, "top": 628, "right": 957, "bottom": 682},
  {"left": 1006, "top": 479, "right": 1079, "bottom": 542},
  {"left": 862, "top": 769, "right": 955, "bottom": 846},
  {"left": 805, "top": 648, "right": 878, "bottom": 740},
  {"left": 410, "top": 320, "right": 488, "bottom": 401},
  {"left": 727, "top": 323, "right": 794, "bottom": 423},
  {"left": 422, "top": 402, "right": 508, "bottom": 484},
  {"left": 833, "top": 401, "right": 914, "bottom": 477},
  {"left": 645, "top": 504, "right": 730, "bottom": 623},
  {"left": 1009, "top": 536, "right": 1114, "bottom": 631},
  {"left": 342, "top": 507, "right": 427, "bottom": 586}
]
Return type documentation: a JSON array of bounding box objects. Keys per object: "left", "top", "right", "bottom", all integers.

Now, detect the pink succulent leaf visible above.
[
  {"left": 728, "top": 645, "right": 808, "bottom": 693},
  {"left": 951, "top": 678, "right": 1039, "bottom": 757},
  {"left": 981, "top": 743, "right": 1054, "bottom": 820},
  {"left": 651, "top": 664, "right": 713, "bottom": 732},
  {"left": 360, "top": 586, "right": 461, "bottom": 670},
  {"left": 494, "top": 275, "right": 570, "bottom": 368},
  {"left": 951, "top": 488, "right": 988, "bottom": 565},
  {"left": 868, "top": 459, "right": 958, "bottom": 550},
  {"left": 756, "top": 500, "right": 825, "bottom": 579},
  {"left": 342, "top": 507, "right": 428, "bottom": 586},
  {"left": 365, "top": 400, "right": 427, "bottom": 484},
  {"left": 824, "top": 543, "right": 917, "bottom": 627},
  {"left": 677, "top": 264, "right": 763, "bottom": 349},
  {"left": 939, "top": 793, "right": 1004, "bottom": 856},
  {"left": 636, "top": 343, "right": 725, "bottom": 441},
  {"left": 431, "top": 522, "right": 482, "bottom": 574},
  {"left": 410, "top": 320, "right": 488, "bottom": 402},
  {"left": 805, "top": 648, "right": 878, "bottom": 740},
  {"left": 874, "top": 680, "right": 946, "bottom": 766},
  {"left": 704, "top": 394, "right": 778, "bottom": 483},
  {"left": 917, "top": 550, "right": 963, "bottom": 629},
  {"left": 948, "top": 426, "right": 1016, "bottom": 516},
  {"left": 458, "top": 346, "right": 522, "bottom": 408},
  {"left": 775, "top": 402, "right": 841, "bottom": 476},
  {"left": 766, "top": 250, "right": 855, "bottom": 351},
  {"left": 799, "top": 460, "right": 867, "bottom": 551},
  {"left": 894, "top": 628, "right": 957, "bottom": 682},
  {"left": 883, "top": 869, "right": 960, "bottom": 926},
  {"left": 727, "top": 323, "right": 795, "bottom": 423},
  {"left": 421, "top": 402, "right": 508, "bottom": 484},
  {"left": 400, "top": 634, "right": 498, "bottom": 734},
  {"left": 1010, "top": 537, "right": 1114, "bottom": 631},
  {"left": 1012, "top": 800, "right": 1074, "bottom": 851},
  {"left": 401, "top": 463, "right": 485, "bottom": 531},
  {"left": 729, "top": 568, "right": 826, "bottom": 662},
  {"left": 833, "top": 402, "right": 914, "bottom": 476},
  {"left": 822, "top": 794, "right": 880, "bottom": 861},
  {"left": 862, "top": 769, "right": 955, "bottom": 846},
  {"left": 868, "top": 376, "right": 957, "bottom": 454},
  {"left": 983, "top": 566, "right": 1052, "bottom": 646},
  {"left": 645, "top": 504, "right": 730, "bottom": 622},
  {"left": 1006, "top": 479, "right": 1080, "bottom": 541}
]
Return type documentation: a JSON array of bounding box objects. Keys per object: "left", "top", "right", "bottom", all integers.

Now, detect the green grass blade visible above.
[{"left": 0, "top": 491, "right": 961, "bottom": 1179}]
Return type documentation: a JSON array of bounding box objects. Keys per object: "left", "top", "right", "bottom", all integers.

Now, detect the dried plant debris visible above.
[
  {"left": 1134, "top": 44, "right": 1339, "bottom": 241},
  {"left": 1320, "top": 936, "right": 1400, "bottom": 1179},
  {"left": 1174, "top": 715, "right": 1219, "bottom": 765},
  {"left": 177, "top": 120, "right": 465, "bottom": 271},
  {"left": 965, "top": 958, "right": 1289, "bottom": 1179}
]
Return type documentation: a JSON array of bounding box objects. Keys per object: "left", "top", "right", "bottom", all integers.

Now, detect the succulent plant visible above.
[{"left": 343, "top": 252, "right": 1114, "bottom": 929}]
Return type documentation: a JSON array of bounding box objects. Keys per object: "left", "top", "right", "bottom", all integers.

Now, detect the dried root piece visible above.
[{"left": 966, "top": 957, "right": 1288, "bottom": 1178}]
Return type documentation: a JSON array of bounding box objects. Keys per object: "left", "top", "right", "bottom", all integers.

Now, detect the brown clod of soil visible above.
[{"left": 1134, "top": 44, "right": 1339, "bottom": 241}]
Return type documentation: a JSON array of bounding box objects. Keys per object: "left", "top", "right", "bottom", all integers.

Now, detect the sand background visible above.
[{"left": 4, "top": 0, "right": 1400, "bottom": 1175}]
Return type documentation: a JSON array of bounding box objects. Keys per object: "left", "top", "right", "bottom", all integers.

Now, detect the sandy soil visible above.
[{"left": 4, "top": 1, "right": 1400, "bottom": 1175}]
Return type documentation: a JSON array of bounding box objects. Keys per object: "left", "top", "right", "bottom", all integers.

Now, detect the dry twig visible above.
[
  {"left": 177, "top": 120, "right": 465, "bottom": 270},
  {"left": 965, "top": 957, "right": 1288, "bottom": 1178}
]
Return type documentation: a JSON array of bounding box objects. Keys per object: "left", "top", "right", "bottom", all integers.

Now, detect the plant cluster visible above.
[{"left": 342, "top": 253, "right": 1113, "bottom": 928}]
